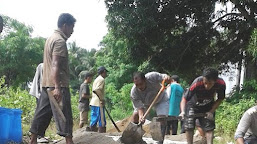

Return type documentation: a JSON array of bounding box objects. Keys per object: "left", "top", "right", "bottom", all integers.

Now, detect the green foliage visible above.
[
  {"left": 216, "top": 99, "right": 255, "bottom": 137},
  {"left": 227, "top": 80, "right": 257, "bottom": 103},
  {"left": 247, "top": 28, "right": 257, "bottom": 60},
  {"left": 0, "top": 76, "right": 36, "bottom": 124},
  {"left": 215, "top": 80, "right": 257, "bottom": 138},
  {"left": 0, "top": 15, "right": 45, "bottom": 87},
  {"left": 68, "top": 42, "right": 96, "bottom": 91},
  {"left": 105, "top": 83, "right": 134, "bottom": 120},
  {"left": 105, "top": 0, "right": 256, "bottom": 79},
  {"left": 96, "top": 32, "right": 138, "bottom": 89}
]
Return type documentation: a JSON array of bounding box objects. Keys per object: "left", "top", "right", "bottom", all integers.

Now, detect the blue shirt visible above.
[{"left": 168, "top": 83, "right": 184, "bottom": 116}]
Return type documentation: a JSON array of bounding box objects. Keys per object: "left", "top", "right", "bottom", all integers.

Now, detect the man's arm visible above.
[
  {"left": 82, "top": 93, "right": 91, "bottom": 99},
  {"left": 52, "top": 55, "right": 63, "bottom": 102},
  {"left": 209, "top": 98, "right": 224, "bottom": 113},
  {"left": 82, "top": 84, "right": 91, "bottom": 99},
  {"left": 236, "top": 138, "right": 244, "bottom": 144},
  {"left": 235, "top": 110, "right": 252, "bottom": 143}
]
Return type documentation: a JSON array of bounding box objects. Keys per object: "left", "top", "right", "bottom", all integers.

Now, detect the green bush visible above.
[
  {"left": 215, "top": 80, "right": 257, "bottom": 139},
  {"left": 215, "top": 99, "right": 255, "bottom": 137},
  {"left": 0, "top": 76, "right": 36, "bottom": 124},
  {"left": 105, "top": 83, "right": 133, "bottom": 120}
]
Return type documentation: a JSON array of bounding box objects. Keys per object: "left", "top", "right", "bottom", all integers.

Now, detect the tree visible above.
[
  {"left": 96, "top": 31, "right": 138, "bottom": 89},
  {"left": 68, "top": 42, "right": 96, "bottom": 90},
  {"left": 0, "top": 15, "right": 45, "bottom": 87},
  {"left": 105, "top": 0, "right": 256, "bottom": 81}
]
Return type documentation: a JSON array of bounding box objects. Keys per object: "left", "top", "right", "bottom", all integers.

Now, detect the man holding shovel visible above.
[
  {"left": 29, "top": 13, "right": 76, "bottom": 144},
  {"left": 180, "top": 67, "right": 226, "bottom": 144},
  {"left": 89, "top": 66, "right": 108, "bottom": 133},
  {"left": 130, "top": 71, "right": 171, "bottom": 144}
]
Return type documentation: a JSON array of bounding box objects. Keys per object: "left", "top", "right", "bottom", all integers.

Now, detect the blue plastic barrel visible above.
[
  {"left": 8, "top": 109, "right": 22, "bottom": 143},
  {"left": 0, "top": 107, "right": 13, "bottom": 144}
]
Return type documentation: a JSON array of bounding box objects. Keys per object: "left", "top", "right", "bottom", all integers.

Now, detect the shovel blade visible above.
[
  {"left": 120, "top": 122, "right": 145, "bottom": 144},
  {"left": 150, "top": 118, "right": 163, "bottom": 141}
]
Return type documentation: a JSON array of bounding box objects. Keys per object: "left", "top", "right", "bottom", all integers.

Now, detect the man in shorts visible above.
[
  {"left": 131, "top": 71, "right": 171, "bottom": 144},
  {"left": 180, "top": 68, "right": 226, "bottom": 144},
  {"left": 235, "top": 105, "right": 257, "bottom": 144},
  {"left": 78, "top": 72, "right": 93, "bottom": 129}
]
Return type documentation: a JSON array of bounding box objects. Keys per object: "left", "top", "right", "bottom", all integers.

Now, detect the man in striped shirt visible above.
[{"left": 180, "top": 68, "right": 226, "bottom": 144}]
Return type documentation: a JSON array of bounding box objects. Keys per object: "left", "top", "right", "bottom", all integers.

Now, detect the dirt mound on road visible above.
[{"left": 107, "top": 116, "right": 151, "bottom": 135}]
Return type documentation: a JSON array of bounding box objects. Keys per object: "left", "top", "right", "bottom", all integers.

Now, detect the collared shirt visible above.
[
  {"left": 131, "top": 72, "right": 168, "bottom": 110},
  {"left": 235, "top": 106, "right": 257, "bottom": 140},
  {"left": 90, "top": 75, "right": 105, "bottom": 107},
  {"left": 42, "top": 29, "right": 69, "bottom": 87}
]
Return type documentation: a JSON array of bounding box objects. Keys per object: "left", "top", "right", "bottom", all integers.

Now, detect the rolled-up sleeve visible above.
[{"left": 235, "top": 111, "right": 251, "bottom": 140}]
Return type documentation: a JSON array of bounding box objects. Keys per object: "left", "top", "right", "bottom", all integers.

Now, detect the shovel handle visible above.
[{"left": 141, "top": 80, "right": 166, "bottom": 121}]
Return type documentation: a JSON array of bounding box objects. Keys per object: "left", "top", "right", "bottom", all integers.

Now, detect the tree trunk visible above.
[{"left": 245, "top": 60, "right": 257, "bottom": 81}]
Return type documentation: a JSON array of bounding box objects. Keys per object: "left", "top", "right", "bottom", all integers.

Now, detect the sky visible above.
[{"left": 0, "top": 0, "right": 108, "bottom": 50}]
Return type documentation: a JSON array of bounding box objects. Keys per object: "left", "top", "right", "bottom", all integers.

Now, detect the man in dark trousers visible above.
[
  {"left": 180, "top": 68, "right": 226, "bottom": 144},
  {"left": 29, "top": 13, "right": 76, "bottom": 144}
]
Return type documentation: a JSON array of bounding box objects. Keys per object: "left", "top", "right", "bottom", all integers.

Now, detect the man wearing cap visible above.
[
  {"left": 0, "top": 15, "right": 3, "bottom": 34},
  {"left": 89, "top": 66, "right": 108, "bottom": 133},
  {"left": 78, "top": 72, "right": 93, "bottom": 129}
]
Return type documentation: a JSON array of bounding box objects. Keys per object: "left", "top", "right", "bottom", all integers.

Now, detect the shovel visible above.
[
  {"left": 120, "top": 80, "right": 166, "bottom": 144},
  {"left": 93, "top": 91, "right": 121, "bottom": 132}
]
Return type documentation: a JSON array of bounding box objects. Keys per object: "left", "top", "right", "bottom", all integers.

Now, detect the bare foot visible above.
[
  {"left": 30, "top": 133, "right": 37, "bottom": 144},
  {"left": 65, "top": 136, "right": 74, "bottom": 144}
]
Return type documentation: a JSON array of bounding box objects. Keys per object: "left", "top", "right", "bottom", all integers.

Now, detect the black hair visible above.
[
  {"left": 57, "top": 13, "right": 76, "bottom": 28},
  {"left": 84, "top": 73, "right": 93, "bottom": 79},
  {"left": 133, "top": 72, "right": 145, "bottom": 80},
  {"left": 171, "top": 75, "right": 180, "bottom": 83},
  {"left": 202, "top": 67, "right": 218, "bottom": 81}
]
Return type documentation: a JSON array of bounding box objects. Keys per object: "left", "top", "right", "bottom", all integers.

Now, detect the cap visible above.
[{"left": 97, "top": 66, "right": 108, "bottom": 74}]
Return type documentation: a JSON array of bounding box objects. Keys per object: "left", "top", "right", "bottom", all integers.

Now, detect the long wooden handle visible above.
[
  {"left": 142, "top": 80, "right": 166, "bottom": 120},
  {"left": 93, "top": 91, "right": 121, "bottom": 132}
]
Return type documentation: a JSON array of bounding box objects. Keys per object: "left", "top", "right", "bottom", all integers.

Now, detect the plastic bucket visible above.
[
  {"left": 8, "top": 109, "right": 22, "bottom": 143},
  {"left": 0, "top": 107, "right": 13, "bottom": 144}
]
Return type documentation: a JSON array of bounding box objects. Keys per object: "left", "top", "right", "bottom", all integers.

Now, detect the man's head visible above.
[
  {"left": 84, "top": 72, "right": 93, "bottom": 83},
  {"left": 98, "top": 66, "right": 108, "bottom": 78},
  {"left": 57, "top": 13, "right": 76, "bottom": 38},
  {"left": 202, "top": 67, "right": 218, "bottom": 90},
  {"left": 0, "top": 16, "right": 3, "bottom": 34},
  {"left": 133, "top": 72, "right": 146, "bottom": 91},
  {"left": 171, "top": 75, "right": 180, "bottom": 83}
]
